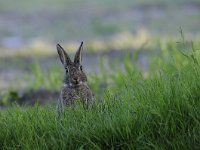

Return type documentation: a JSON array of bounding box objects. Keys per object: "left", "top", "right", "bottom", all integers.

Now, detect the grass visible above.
[
  {"left": 0, "top": 40, "right": 200, "bottom": 149},
  {"left": 0, "top": 0, "right": 200, "bottom": 42},
  {"left": 1, "top": 0, "right": 196, "bottom": 14}
]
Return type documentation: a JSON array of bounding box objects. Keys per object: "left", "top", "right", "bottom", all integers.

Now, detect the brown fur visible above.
[{"left": 56, "top": 42, "right": 94, "bottom": 113}]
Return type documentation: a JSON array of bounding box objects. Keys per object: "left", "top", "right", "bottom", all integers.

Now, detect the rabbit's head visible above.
[{"left": 57, "top": 42, "right": 87, "bottom": 87}]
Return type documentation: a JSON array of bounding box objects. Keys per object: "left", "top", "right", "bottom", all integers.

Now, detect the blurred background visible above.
[{"left": 0, "top": 0, "right": 200, "bottom": 106}]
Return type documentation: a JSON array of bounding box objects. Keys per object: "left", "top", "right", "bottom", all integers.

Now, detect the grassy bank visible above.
[
  {"left": 0, "top": 42, "right": 200, "bottom": 149},
  {"left": 1, "top": 0, "right": 200, "bottom": 43}
]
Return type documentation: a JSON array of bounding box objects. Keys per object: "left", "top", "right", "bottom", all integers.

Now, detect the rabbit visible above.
[{"left": 56, "top": 42, "right": 94, "bottom": 113}]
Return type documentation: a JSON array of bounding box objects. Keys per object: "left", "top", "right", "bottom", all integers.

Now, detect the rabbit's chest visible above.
[
  {"left": 62, "top": 89, "right": 79, "bottom": 104},
  {"left": 61, "top": 85, "right": 92, "bottom": 106},
  {"left": 62, "top": 88, "right": 89, "bottom": 104}
]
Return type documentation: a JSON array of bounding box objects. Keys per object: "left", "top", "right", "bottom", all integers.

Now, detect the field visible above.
[
  {"left": 0, "top": 0, "right": 200, "bottom": 149},
  {"left": 0, "top": 40, "right": 200, "bottom": 149}
]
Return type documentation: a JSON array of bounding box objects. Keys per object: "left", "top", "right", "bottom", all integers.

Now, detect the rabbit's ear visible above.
[
  {"left": 74, "top": 42, "right": 83, "bottom": 64},
  {"left": 57, "top": 44, "right": 72, "bottom": 67}
]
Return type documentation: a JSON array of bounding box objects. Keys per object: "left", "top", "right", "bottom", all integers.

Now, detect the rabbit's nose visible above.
[
  {"left": 73, "top": 77, "right": 79, "bottom": 83},
  {"left": 73, "top": 77, "right": 78, "bottom": 81}
]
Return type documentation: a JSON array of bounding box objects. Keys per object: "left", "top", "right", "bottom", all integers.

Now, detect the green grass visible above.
[
  {"left": 0, "top": 0, "right": 200, "bottom": 41},
  {"left": 0, "top": 41, "right": 200, "bottom": 149}
]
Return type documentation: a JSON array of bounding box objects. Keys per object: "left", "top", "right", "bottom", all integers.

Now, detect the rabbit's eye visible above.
[
  {"left": 65, "top": 68, "right": 69, "bottom": 73},
  {"left": 80, "top": 65, "right": 83, "bottom": 71}
]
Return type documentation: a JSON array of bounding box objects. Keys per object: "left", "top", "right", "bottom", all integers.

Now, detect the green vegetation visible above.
[
  {"left": 0, "top": 0, "right": 199, "bottom": 148},
  {"left": 0, "top": 0, "right": 200, "bottom": 41},
  {"left": 0, "top": 40, "right": 199, "bottom": 149}
]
